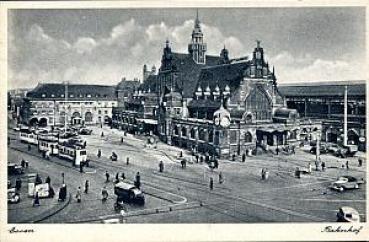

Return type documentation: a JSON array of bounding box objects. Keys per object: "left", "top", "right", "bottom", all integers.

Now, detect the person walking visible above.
[
  {"left": 195, "top": 154, "right": 199, "bottom": 163},
  {"left": 105, "top": 171, "right": 110, "bottom": 183},
  {"left": 126, "top": 157, "right": 130, "bottom": 165},
  {"left": 58, "top": 184, "right": 67, "bottom": 202},
  {"left": 242, "top": 153, "right": 246, "bottom": 162},
  {"left": 15, "top": 177, "right": 22, "bottom": 191},
  {"left": 84, "top": 180, "right": 89, "bottom": 194},
  {"left": 115, "top": 172, "right": 120, "bottom": 183},
  {"left": 101, "top": 186, "right": 108, "bottom": 202},
  {"left": 346, "top": 160, "right": 349, "bottom": 170},
  {"left": 97, "top": 149, "right": 102, "bottom": 158},
  {"left": 121, "top": 137, "right": 124, "bottom": 144},
  {"left": 134, "top": 172, "right": 141, "bottom": 189},
  {"left": 33, "top": 192, "right": 40, "bottom": 206},
  {"left": 121, "top": 172, "right": 126, "bottom": 181},
  {"left": 261, "top": 168, "right": 265, "bottom": 180},
  {"left": 45, "top": 176, "right": 51, "bottom": 185},
  {"left": 321, "top": 161, "right": 326, "bottom": 171},
  {"left": 28, "top": 144, "right": 31, "bottom": 151},
  {"left": 35, "top": 174, "right": 42, "bottom": 185},
  {"left": 358, "top": 158, "right": 363, "bottom": 167},
  {"left": 159, "top": 160, "right": 164, "bottom": 173},
  {"left": 21, "top": 159, "right": 25, "bottom": 168},
  {"left": 209, "top": 177, "right": 214, "bottom": 190},
  {"left": 101, "top": 131, "right": 104, "bottom": 137},
  {"left": 218, "top": 172, "right": 224, "bottom": 184},
  {"left": 76, "top": 187, "right": 82, "bottom": 203}
]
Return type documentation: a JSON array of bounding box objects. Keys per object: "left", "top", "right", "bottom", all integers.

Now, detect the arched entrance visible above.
[
  {"left": 29, "top": 117, "right": 38, "bottom": 126},
  {"left": 348, "top": 129, "right": 359, "bottom": 145},
  {"left": 85, "top": 112, "right": 93, "bottom": 123},
  {"left": 39, "top": 117, "right": 48, "bottom": 127},
  {"left": 72, "top": 112, "right": 82, "bottom": 125}
]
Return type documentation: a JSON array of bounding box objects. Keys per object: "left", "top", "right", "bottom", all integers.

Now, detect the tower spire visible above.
[{"left": 195, "top": 9, "right": 200, "bottom": 28}]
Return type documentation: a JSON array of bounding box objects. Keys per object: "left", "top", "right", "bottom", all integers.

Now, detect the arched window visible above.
[
  {"left": 199, "top": 128, "right": 206, "bottom": 141},
  {"left": 190, "top": 128, "right": 196, "bottom": 139},
  {"left": 208, "top": 130, "right": 214, "bottom": 143},
  {"left": 174, "top": 126, "right": 179, "bottom": 135},
  {"left": 181, "top": 127, "right": 187, "bottom": 137},
  {"left": 244, "top": 132, "right": 252, "bottom": 143},
  {"left": 85, "top": 112, "right": 93, "bottom": 122}
]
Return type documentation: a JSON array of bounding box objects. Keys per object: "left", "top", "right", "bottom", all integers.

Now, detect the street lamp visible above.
[{"left": 315, "top": 132, "right": 321, "bottom": 171}]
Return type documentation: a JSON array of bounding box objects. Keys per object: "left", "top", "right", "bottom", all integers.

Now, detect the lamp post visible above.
[{"left": 315, "top": 132, "right": 321, "bottom": 171}]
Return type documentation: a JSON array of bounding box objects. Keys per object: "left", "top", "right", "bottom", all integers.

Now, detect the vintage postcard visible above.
[{"left": 1, "top": 0, "right": 368, "bottom": 241}]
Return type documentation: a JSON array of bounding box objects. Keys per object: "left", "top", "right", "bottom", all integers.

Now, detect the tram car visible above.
[
  {"left": 19, "top": 128, "right": 38, "bottom": 145},
  {"left": 58, "top": 138, "right": 87, "bottom": 166},
  {"left": 38, "top": 133, "right": 59, "bottom": 155}
]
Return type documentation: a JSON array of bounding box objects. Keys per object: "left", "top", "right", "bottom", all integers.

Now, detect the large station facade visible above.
[{"left": 112, "top": 14, "right": 322, "bottom": 158}]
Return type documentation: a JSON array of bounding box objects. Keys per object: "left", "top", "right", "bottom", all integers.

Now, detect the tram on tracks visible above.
[{"left": 18, "top": 128, "right": 88, "bottom": 166}]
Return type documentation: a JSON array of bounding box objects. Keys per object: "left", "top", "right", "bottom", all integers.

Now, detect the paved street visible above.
[{"left": 7, "top": 125, "right": 366, "bottom": 223}]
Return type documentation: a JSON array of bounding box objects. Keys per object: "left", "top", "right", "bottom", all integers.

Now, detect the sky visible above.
[{"left": 8, "top": 8, "right": 366, "bottom": 90}]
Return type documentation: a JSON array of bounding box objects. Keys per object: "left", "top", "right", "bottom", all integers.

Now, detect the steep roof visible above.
[
  {"left": 278, "top": 81, "right": 366, "bottom": 97},
  {"left": 27, "top": 83, "right": 117, "bottom": 100},
  {"left": 116, "top": 80, "right": 140, "bottom": 91},
  {"left": 164, "top": 52, "right": 221, "bottom": 98},
  {"left": 196, "top": 61, "right": 250, "bottom": 94}
]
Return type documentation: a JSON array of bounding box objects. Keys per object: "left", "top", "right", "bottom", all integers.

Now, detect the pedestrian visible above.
[
  {"left": 45, "top": 176, "right": 51, "bottom": 185},
  {"left": 321, "top": 161, "right": 326, "bottom": 171},
  {"left": 105, "top": 171, "right": 110, "bottom": 183},
  {"left": 121, "top": 172, "right": 126, "bottom": 180},
  {"left": 159, "top": 160, "right": 164, "bottom": 172},
  {"left": 195, "top": 154, "right": 199, "bottom": 163},
  {"left": 101, "top": 131, "right": 104, "bottom": 137},
  {"left": 33, "top": 192, "right": 40, "bottom": 206},
  {"left": 84, "top": 180, "right": 89, "bottom": 194},
  {"left": 209, "top": 177, "right": 214, "bottom": 190},
  {"left": 261, "top": 168, "right": 265, "bottom": 180},
  {"left": 101, "top": 186, "right": 108, "bottom": 202},
  {"left": 179, "top": 151, "right": 183, "bottom": 158},
  {"left": 121, "top": 137, "right": 124, "bottom": 144},
  {"left": 21, "top": 159, "right": 25, "bottom": 168},
  {"left": 28, "top": 144, "right": 31, "bottom": 151},
  {"left": 200, "top": 156, "right": 204, "bottom": 163},
  {"left": 126, "top": 157, "right": 129, "bottom": 165},
  {"left": 358, "top": 158, "right": 363, "bottom": 167},
  {"left": 15, "top": 177, "right": 22, "bottom": 191},
  {"left": 242, "top": 153, "right": 246, "bottom": 162},
  {"left": 115, "top": 172, "right": 120, "bottom": 183},
  {"left": 76, "top": 187, "right": 82, "bottom": 203},
  {"left": 346, "top": 160, "right": 349, "bottom": 170},
  {"left": 48, "top": 186, "right": 55, "bottom": 198},
  {"left": 8, "top": 137, "right": 10, "bottom": 145},
  {"left": 219, "top": 172, "right": 224, "bottom": 184},
  {"left": 97, "top": 149, "right": 101, "bottom": 158},
  {"left": 214, "top": 159, "right": 219, "bottom": 169},
  {"left": 134, "top": 172, "right": 141, "bottom": 189},
  {"left": 181, "top": 159, "right": 185, "bottom": 169},
  {"left": 35, "top": 174, "right": 42, "bottom": 185},
  {"left": 232, "top": 153, "right": 236, "bottom": 161},
  {"left": 295, "top": 167, "right": 301, "bottom": 179},
  {"left": 276, "top": 147, "right": 279, "bottom": 155}
]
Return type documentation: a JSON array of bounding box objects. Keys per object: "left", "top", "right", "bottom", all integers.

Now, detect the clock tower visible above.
[{"left": 188, "top": 10, "right": 207, "bottom": 64}]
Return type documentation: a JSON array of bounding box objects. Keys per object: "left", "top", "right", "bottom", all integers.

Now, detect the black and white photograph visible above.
[{"left": 1, "top": 1, "right": 368, "bottom": 241}]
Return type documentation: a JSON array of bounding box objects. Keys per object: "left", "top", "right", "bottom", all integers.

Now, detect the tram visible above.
[
  {"left": 58, "top": 138, "right": 87, "bottom": 166},
  {"left": 38, "top": 133, "right": 59, "bottom": 155},
  {"left": 19, "top": 128, "right": 38, "bottom": 145}
]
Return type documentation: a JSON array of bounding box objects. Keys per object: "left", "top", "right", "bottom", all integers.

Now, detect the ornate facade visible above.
[{"left": 112, "top": 13, "right": 321, "bottom": 158}]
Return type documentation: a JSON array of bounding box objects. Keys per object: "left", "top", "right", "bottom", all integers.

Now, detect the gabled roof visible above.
[
  {"left": 196, "top": 61, "right": 250, "bottom": 94},
  {"left": 27, "top": 83, "right": 117, "bottom": 100},
  {"left": 278, "top": 81, "right": 366, "bottom": 97},
  {"left": 163, "top": 52, "right": 221, "bottom": 98}
]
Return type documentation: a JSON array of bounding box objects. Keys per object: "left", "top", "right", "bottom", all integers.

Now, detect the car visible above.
[
  {"left": 79, "top": 128, "right": 92, "bottom": 135},
  {"left": 330, "top": 176, "right": 365, "bottom": 192},
  {"left": 336, "top": 206, "right": 360, "bottom": 222},
  {"left": 13, "top": 127, "right": 20, "bottom": 131},
  {"left": 8, "top": 188, "right": 20, "bottom": 204},
  {"left": 114, "top": 182, "right": 145, "bottom": 205},
  {"left": 327, "top": 144, "right": 339, "bottom": 154},
  {"left": 310, "top": 145, "right": 328, "bottom": 154},
  {"left": 8, "top": 163, "right": 24, "bottom": 175}
]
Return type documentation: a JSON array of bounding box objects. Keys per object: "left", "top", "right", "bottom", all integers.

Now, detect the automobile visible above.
[
  {"left": 327, "top": 143, "right": 339, "bottom": 154},
  {"left": 8, "top": 163, "right": 24, "bottom": 175},
  {"left": 330, "top": 176, "right": 365, "bottom": 192},
  {"left": 309, "top": 145, "right": 328, "bottom": 154},
  {"left": 336, "top": 206, "right": 360, "bottom": 222},
  {"left": 7, "top": 188, "right": 20, "bottom": 204},
  {"left": 79, "top": 128, "right": 92, "bottom": 135},
  {"left": 114, "top": 182, "right": 145, "bottom": 205},
  {"left": 335, "top": 145, "right": 358, "bottom": 158},
  {"left": 13, "top": 127, "right": 20, "bottom": 131}
]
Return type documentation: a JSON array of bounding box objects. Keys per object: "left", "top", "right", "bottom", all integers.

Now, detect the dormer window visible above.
[
  {"left": 51, "top": 94, "right": 55, "bottom": 98},
  {"left": 61, "top": 94, "right": 64, "bottom": 97},
  {"left": 70, "top": 94, "right": 74, "bottom": 98},
  {"left": 42, "top": 94, "right": 46, "bottom": 98},
  {"left": 87, "top": 94, "right": 91, "bottom": 98}
]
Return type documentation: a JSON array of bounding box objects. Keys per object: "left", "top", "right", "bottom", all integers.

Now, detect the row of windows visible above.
[{"left": 42, "top": 93, "right": 111, "bottom": 98}]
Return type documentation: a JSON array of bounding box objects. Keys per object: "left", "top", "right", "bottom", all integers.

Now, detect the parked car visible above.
[
  {"left": 327, "top": 143, "right": 339, "bottom": 154},
  {"left": 7, "top": 188, "right": 20, "bottom": 204},
  {"left": 79, "top": 128, "right": 92, "bottom": 135},
  {"left": 310, "top": 145, "right": 328, "bottom": 154},
  {"left": 8, "top": 163, "right": 24, "bottom": 175},
  {"left": 114, "top": 182, "right": 145, "bottom": 205},
  {"left": 336, "top": 206, "right": 360, "bottom": 222},
  {"left": 330, "top": 176, "right": 365, "bottom": 192}
]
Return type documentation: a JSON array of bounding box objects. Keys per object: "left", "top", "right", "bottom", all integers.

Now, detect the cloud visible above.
[
  {"left": 9, "top": 19, "right": 248, "bottom": 89},
  {"left": 269, "top": 51, "right": 366, "bottom": 83}
]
